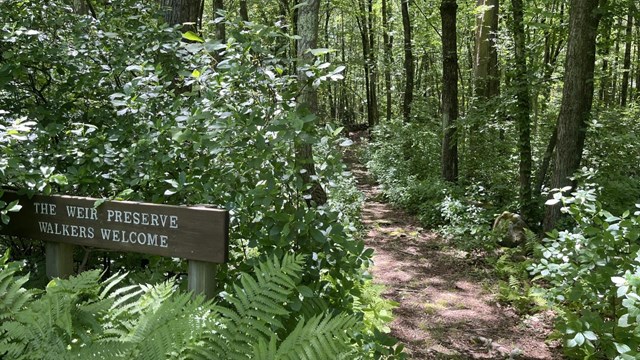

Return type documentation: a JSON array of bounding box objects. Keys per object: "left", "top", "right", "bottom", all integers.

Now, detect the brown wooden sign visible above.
[{"left": 0, "top": 190, "right": 229, "bottom": 263}]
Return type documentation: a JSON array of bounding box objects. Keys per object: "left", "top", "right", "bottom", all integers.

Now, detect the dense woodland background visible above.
[{"left": 1, "top": 0, "right": 640, "bottom": 358}]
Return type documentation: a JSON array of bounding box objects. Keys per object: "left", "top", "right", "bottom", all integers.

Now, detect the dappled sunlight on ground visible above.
[{"left": 347, "top": 141, "right": 559, "bottom": 359}]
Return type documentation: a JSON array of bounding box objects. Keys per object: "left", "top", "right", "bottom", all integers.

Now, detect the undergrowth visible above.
[{"left": 365, "top": 117, "right": 640, "bottom": 358}]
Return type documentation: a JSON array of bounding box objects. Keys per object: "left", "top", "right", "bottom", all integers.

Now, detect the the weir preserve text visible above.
[{"left": 34, "top": 202, "right": 178, "bottom": 248}]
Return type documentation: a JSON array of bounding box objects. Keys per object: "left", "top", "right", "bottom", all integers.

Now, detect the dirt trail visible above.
[{"left": 349, "top": 143, "right": 559, "bottom": 359}]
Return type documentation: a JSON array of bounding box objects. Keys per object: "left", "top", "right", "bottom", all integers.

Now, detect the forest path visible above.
[{"left": 346, "top": 137, "right": 558, "bottom": 359}]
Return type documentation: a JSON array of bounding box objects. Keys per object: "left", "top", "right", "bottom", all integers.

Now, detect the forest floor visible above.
[{"left": 347, "top": 135, "right": 561, "bottom": 359}]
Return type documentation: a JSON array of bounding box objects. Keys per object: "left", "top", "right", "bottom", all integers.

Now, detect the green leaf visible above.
[
  {"left": 545, "top": 198, "right": 560, "bottom": 206},
  {"left": 182, "top": 31, "right": 204, "bottom": 43},
  {"left": 310, "top": 229, "right": 326, "bottom": 243},
  {"left": 297, "top": 285, "right": 314, "bottom": 298},
  {"left": 582, "top": 331, "right": 597, "bottom": 341},
  {"left": 615, "top": 342, "right": 632, "bottom": 354},
  {"left": 307, "top": 48, "right": 334, "bottom": 56},
  {"left": 6, "top": 200, "right": 21, "bottom": 212},
  {"left": 618, "top": 314, "right": 630, "bottom": 327}
]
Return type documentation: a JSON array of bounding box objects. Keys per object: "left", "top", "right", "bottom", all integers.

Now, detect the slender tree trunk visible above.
[
  {"left": 382, "top": 0, "right": 393, "bottom": 122},
  {"left": 367, "top": 0, "right": 379, "bottom": 126},
  {"left": 240, "top": 0, "right": 249, "bottom": 21},
  {"left": 510, "top": 0, "right": 532, "bottom": 220},
  {"left": 543, "top": 0, "right": 607, "bottom": 231},
  {"left": 636, "top": 17, "right": 640, "bottom": 101},
  {"left": 611, "top": 17, "right": 622, "bottom": 104},
  {"left": 635, "top": 18, "right": 640, "bottom": 101},
  {"left": 621, "top": 8, "right": 633, "bottom": 107},
  {"left": 534, "top": 126, "right": 557, "bottom": 198},
  {"left": 441, "top": 0, "right": 459, "bottom": 183},
  {"left": 357, "top": 0, "right": 375, "bottom": 128},
  {"left": 473, "top": 0, "right": 499, "bottom": 98},
  {"left": 212, "top": 0, "right": 225, "bottom": 40},
  {"left": 296, "top": 0, "right": 327, "bottom": 206},
  {"left": 540, "top": 0, "right": 564, "bottom": 107},
  {"left": 401, "top": 0, "right": 414, "bottom": 122}
]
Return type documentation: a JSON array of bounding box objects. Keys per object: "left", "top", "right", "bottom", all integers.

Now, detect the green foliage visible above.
[
  {"left": 349, "top": 280, "right": 405, "bottom": 358},
  {"left": 493, "top": 249, "right": 546, "bottom": 314},
  {"left": 584, "top": 106, "right": 640, "bottom": 215},
  {"left": 0, "top": 253, "right": 365, "bottom": 360},
  {"left": 366, "top": 119, "right": 447, "bottom": 227},
  {"left": 438, "top": 187, "right": 497, "bottom": 252},
  {"left": 530, "top": 183, "right": 640, "bottom": 359},
  {"left": 0, "top": 0, "right": 371, "bottom": 312}
]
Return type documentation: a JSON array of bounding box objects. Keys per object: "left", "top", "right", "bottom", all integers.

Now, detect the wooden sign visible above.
[{"left": 0, "top": 190, "right": 229, "bottom": 263}]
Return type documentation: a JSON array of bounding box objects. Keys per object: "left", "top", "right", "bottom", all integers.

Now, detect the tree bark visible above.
[
  {"left": 598, "top": 14, "right": 613, "bottom": 104},
  {"left": 510, "top": 0, "right": 532, "bottom": 221},
  {"left": 543, "top": 0, "right": 607, "bottom": 232},
  {"left": 621, "top": 8, "right": 633, "bottom": 107},
  {"left": 162, "top": 0, "right": 202, "bottom": 32},
  {"left": 367, "top": 0, "right": 379, "bottom": 126},
  {"left": 534, "top": 126, "right": 557, "bottom": 198},
  {"left": 382, "top": 0, "right": 393, "bottom": 122},
  {"left": 240, "top": 0, "right": 249, "bottom": 21},
  {"left": 401, "top": 0, "right": 414, "bottom": 122},
  {"left": 212, "top": 0, "right": 225, "bottom": 41},
  {"left": 473, "top": 0, "right": 499, "bottom": 99},
  {"left": 636, "top": 15, "right": 640, "bottom": 101},
  {"left": 356, "top": 0, "right": 376, "bottom": 128},
  {"left": 441, "top": 0, "right": 459, "bottom": 183},
  {"left": 295, "top": 0, "right": 326, "bottom": 206}
]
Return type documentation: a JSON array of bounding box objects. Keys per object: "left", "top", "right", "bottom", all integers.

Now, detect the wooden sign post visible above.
[{"left": 0, "top": 190, "right": 229, "bottom": 299}]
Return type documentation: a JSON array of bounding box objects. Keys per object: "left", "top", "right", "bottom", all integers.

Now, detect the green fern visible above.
[
  {"left": 0, "top": 253, "right": 359, "bottom": 360},
  {"left": 254, "top": 313, "right": 357, "bottom": 360},
  {"left": 183, "top": 253, "right": 357, "bottom": 360},
  {"left": 0, "top": 251, "right": 35, "bottom": 322}
]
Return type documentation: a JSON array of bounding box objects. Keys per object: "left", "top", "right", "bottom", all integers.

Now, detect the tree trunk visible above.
[
  {"left": 543, "top": 0, "right": 607, "bottom": 232},
  {"left": 382, "top": 0, "right": 393, "bottom": 122},
  {"left": 212, "top": 0, "right": 225, "bottom": 41},
  {"left": 534, "top": 126, "right": 557, "bottom": 198},
  {"left": 636, "top": 16, "right": 640, "bottom": 101},
  {"left": 367, "top": 0, "right": 379, "bottom": 126},
  {"left": 296, "top": 0, "right": 327, "bottom": 206},
  {"left": 357, "top": 0, "right": 375, "bottom": 128},
  {"left": 599, "top": 14, "right": 613, "bottom": 104},
  {"left": 611, "top": 17, "right": 622, "bottom": 104},
  {"left": 621, "top": 8, "right": 633, "bottom": 107},
  {"left": 441, "top": 0, "right": 459, "bottom": 183},
  {"left": 162, "top": 0, "right": 202, "bottom": 32},
  {"left": 510, "top": 0, "right": 532, "bottom": 221},
  {"left": 473, "top": 0, "right": 499, "bottom": 99},
  {"left": 240, "top": 0, "right": 249, "bottom": 21},
  {"left": 401, "top": 0, "right": 414, "bottom": 122}
]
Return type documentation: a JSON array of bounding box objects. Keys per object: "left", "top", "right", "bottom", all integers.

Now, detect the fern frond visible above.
[
  {"left": 271, "top": 313, "right": 357, "bottom": 360},
  {"left": 0, "top": 253, "right": 36, "bottom": 323}
]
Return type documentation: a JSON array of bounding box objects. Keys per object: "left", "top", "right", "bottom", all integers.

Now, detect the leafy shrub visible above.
[
  {"left": 438, "top": 186, "right": 497, "bottom": 252},
  {"left": 0, "top": 0, "right": 371, "bottom": 313},
  {"left": 584, "top": 106, "right": 640, "bottom": 215},
  {"left": 529, "top": 184, "right": 640, "bottom": 359}
]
